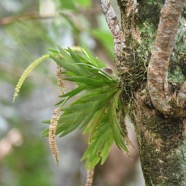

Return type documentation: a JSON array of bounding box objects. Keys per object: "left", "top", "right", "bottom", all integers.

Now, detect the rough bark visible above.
[
  {"left": 98, "top": 0, "right": 126, "bottom": 60},
  {"left": 133, "top": 88, "right": 186, "bottom": 186},
  {"left": 99, "top": 0, "right": 186, "bottom": 185},
  {"left": 148, "top": 0, "right": 186, "bottom": 117},
  {"left": 118, "top": 0, "right": 186, "bottom": 185}
]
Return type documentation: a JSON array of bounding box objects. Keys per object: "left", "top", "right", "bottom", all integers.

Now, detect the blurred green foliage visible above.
[
  {"left": 55, "top": 0, "right": 91, "bottom": 9},
  {"left": 4, "top": 137, "right": 51, "bottom": 186},
  {"left": 0, "top": 0, "right": 114, "bottom": 186}
]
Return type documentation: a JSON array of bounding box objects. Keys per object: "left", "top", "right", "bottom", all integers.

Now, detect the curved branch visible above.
[
  {"left": 147, "top": 0, "right": 186, "bottom": 116},
  {"left": 0, "top": 13, "right": 55, "bottom": 25}
]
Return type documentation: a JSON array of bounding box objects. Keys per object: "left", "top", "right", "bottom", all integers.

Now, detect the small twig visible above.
[
  {"left": 0, "top": 13, "right": 55, "bottom": 25},
  {"left": 0, "top": 8, "right": 102, "bottom": 26},
  {"left": 97, "top": 0, "right": 126, "bottom": 58}
]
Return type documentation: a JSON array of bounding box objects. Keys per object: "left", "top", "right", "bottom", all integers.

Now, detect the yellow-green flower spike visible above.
[{"left": 13, "top": 54, "right": 50, "bottom": 102}]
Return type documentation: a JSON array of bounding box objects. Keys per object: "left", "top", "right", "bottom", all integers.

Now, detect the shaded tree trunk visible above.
[
  {"left": 133, "top": 88, "right": 186, "bottom": 185},
  {"left": 98, "top": 0, "right": 186, "bottom": 185},
  {"left": 118, "top": 0, "right": 186, "bottom": 186},
  {"left": 115, "top": 0, "right": 186, "bottom": 185}
]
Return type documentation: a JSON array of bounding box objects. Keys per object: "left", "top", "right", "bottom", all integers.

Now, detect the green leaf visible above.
[
  {"left": 108, "top": 95, "right": 127, "bottom": 151},
  {"left": 64, "top": 76, "right": 104, "bottom": 86},
  {"left": 76, "top": 0, "right": 91, "bottom": 7},
  {"left": 79, "top": 101, "right": 101, "bottom": 128},
  {"left": 42, "top": 120, "right": 50, "bottom": 124},
  {"left": 56, "top": 0, "right": 75, "bottom": 10},
  {"left": 66, "top": 48, "right": 92, "bottom": 75},
  {"left": 58, "top": 112, "right": 85, "bottom": 136},
  {"left": 81, "top": 48, "right": 106, "bottom": 68},
  {"left": 91, "top": 30, "right": 114, "bottom": 59},
  {"left": 51, "top": 55, "right": 81, "bottom": 75},
  {"left": 61, "top": 102, "right": 97, "bottom": 113},
  {"left": 59, "top": 85, "right": 86, "bottom": 98},
  {"left": 100, "top": 140, "right": 112, "bottom": 164},
  {"left": 83, "top": 108, "right": 105, "bottom": 135},
  {"left": 74, "top": 90, "right": 115, "bottom": 104},
  {"left": 86, "top": 156, "right": 100, "bottom": 170},
  {"left": 56, "top": 0, "right": 91, "bottom": 10},
  {"left": 39, "top": 47, "right": 128, "bottom": 168}
]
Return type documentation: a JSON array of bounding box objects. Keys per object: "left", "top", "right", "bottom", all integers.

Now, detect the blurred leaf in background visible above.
[{"left": 0, "top": 0, "right": 141, "bottom": 186}]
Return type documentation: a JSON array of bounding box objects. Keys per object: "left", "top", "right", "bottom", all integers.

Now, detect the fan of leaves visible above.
[{"left": 14, "top": 47, "right": 128, "bottom": 170}]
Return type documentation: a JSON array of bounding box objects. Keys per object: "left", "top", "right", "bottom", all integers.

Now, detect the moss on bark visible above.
[
  {"left": 115, "top": 1, "right": 186, "bottom": 185},
  {"left": 132, "top": 88, "right": 186, "bottom": 186}
]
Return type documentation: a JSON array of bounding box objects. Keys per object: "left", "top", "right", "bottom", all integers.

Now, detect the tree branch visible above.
[
  {"left": 0, "top": 13, "right": 55, "bottom": 25},
  {"left": 97, "top": 0, "right": 126, "bottom": 59},
  {"left": 147, "top": 0, "right": 186, "bottom": 116},
  {"left": 0, "top": 9, "right": 101, "bottom": 26}
]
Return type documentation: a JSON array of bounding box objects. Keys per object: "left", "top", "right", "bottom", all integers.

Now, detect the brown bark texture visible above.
[
  {"left": 148, "top": 0, "right": 186, "bottom": 117},
  {"left": 115, "top": 0, "right": 186, "bottom": 185},
  {"left": 133, "top": 88, "right": 186, "bottom": 186}
]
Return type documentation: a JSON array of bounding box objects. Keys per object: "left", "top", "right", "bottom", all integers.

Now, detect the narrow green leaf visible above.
[
  {"left": 60, "top": 85, "right": 86, "bottom": 98},
  {"left": 87, "top": 156, "right": 100, "bottom": 170},
  {"left": 79, "top": 102, "right": 101, "bottom": 128},
  {"left": 109, "top": 100, "right": 127, "bottom": 151},
  {"left": 100, "top": 140, "right": 113, "bottom": 164},
  {"left": 67, "top": 48, "right": 91, "bottom": 75},
  {"left": 93, "top": 122, "right": 111, "bottom": 138},
  {"left": 55, "top": 97, "right": 68, "bottom": 106},
  {"left": 76, "top": 0, "right": 91, "bottom": 7},
  {"left": 42, "top": 119, "right": 50, "bottom": 124},
  {"left": 51, "top": 55, "right": 80, "bottom": 75},
  {"left": 58, "top": 112, "right": 82, "bottom": 123},
  {"left": 64, "top": 76, "right": 104, "bottom": 86},
  {"left": 81, "top": 141, "right": 97, "bottom": 161},
  {"left": 61, "top": 102, "right": 97, "bottom": 113},
  {"left": 76, "top": 91, "right": 114, "bottom": 104},
  {"left": 83, "top": 108, "right": 105, "bottom": 135},
  {"left": 41, "top": 128, "right": 49, "bottom": 137},
  {"left": 81, "top": 48, "right": 106, "bottom": 68},
  {"left": 58, "top": 112, "right": 85, "bottom": 136},
  {"left": 59, "top": 48, "right": 91, "bottom": 75}
]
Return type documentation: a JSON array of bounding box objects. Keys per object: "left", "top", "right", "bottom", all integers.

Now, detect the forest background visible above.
[{"left": 0, "top": 0, "right": 145, "bottom": 186}]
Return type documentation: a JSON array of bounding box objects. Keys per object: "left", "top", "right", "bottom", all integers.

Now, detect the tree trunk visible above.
[
  {"left": 98, "top": 0, "right": 186, "bottom": 184},
  {"left": 116, "top": 0, "right": 186, "bottom": 185},
  {"left": 133, "top": 88, "right": 186, "bottom": 186}
]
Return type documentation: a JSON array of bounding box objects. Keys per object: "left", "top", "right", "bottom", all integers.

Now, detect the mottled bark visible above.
[
  {"left": 99, "top": 0, "right": 186, "bottom": 185},
  {"left": 98, "top": 0, "right": 126, "bottom": 60},
  {"left": 148, "top": 0, "right": 186, "bottom": 116},
  {"left": 133, "top": 89, "right": 186, "bottom": 186},
  {"left": 116, "top": 0, "right": 138, "bottom": 41}
]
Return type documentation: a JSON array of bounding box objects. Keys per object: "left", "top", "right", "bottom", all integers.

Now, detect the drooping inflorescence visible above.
[
  {"left": 56, "top": 64, "right": 65, "bottom": 95},
  {"left": 49, "top": 108, "right": 61, "bottom": 166},
  {"left": 85, "top": 168, "right": 94, "bottom": 186}
]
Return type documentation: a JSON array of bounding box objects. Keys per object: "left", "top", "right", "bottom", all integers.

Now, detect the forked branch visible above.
[{"left": 147, "top": 0, "right": 186, "bottom": 116}]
